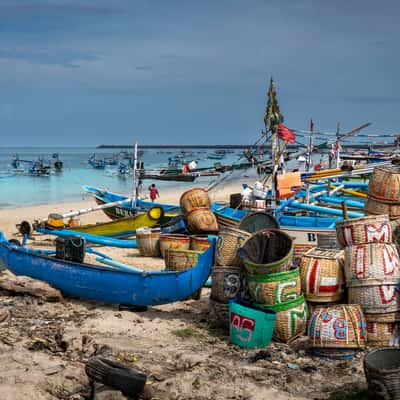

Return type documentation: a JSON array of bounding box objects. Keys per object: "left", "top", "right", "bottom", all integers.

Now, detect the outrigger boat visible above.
[
  {"left": 0, "top": 232, "right": 215, "bottom": 306},
  {"left": 84, "top": 185, "right": 180, "bottom": 220}
]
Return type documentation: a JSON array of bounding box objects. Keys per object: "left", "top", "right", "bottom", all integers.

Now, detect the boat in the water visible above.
[{"left": 0, "top": 232, "right": 215, "bottom": 306}]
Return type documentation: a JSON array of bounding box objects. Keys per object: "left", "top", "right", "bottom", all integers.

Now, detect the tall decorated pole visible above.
[
  {"left": 131, "top": 142, "right": 138, "bottom": 209},
  {"left": 264, "top": 78, "right": 284, "bottom": 201},
  {"left": 307, "top": 118, "right": 314, "bottom": 172}
]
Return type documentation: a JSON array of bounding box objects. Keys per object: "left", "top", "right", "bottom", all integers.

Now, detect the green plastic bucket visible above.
[{"left": 229, "top": 300, "right": 276, "bottom": 349}]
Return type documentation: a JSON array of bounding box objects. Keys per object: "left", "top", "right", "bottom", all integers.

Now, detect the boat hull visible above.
[{"left": 0, "top": 233, "right": 214, "bottom": 306}]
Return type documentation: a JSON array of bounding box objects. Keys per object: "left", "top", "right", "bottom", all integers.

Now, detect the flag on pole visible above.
[
  {"left": 277, "top": 124, "right": 296, "bottom": 144},
  {"left": 310, "top": 118, "right": 314, "bottom": 132}
]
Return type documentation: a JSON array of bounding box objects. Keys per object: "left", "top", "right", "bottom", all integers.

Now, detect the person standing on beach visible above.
[{"left": 148, "top": 184, "right": 159, "bottom": 202}]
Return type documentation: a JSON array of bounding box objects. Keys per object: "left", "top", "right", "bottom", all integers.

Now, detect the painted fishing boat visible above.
[
  {"left": 83, "top": 186, "right": 180, "bottom": 220},
  {"left": 211, "top": 203, "right": 338, "bottom": 260},
  {"left": 0, "top": 232, "right": 215, "bottom": 306},
  {"left": 53, "top": 207, "right": 166, "bottom": 238},
  {"left": 141, "top": 170, "right": 197, "bottom": 182}
]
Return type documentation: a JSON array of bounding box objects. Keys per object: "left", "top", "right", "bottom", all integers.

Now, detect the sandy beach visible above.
[{"left": 0, "top": 179, "right": 367, "bottom": 400}]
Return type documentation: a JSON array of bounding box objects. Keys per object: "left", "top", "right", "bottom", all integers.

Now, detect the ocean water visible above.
[{"left": 0, "top": 147, "right": 247, "bottom": 209}]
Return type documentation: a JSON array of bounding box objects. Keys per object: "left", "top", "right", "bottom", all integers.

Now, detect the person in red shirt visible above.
[
  {"left": 148, "top": 184, "right": 159, "bottom": 202},
  {"left": 182, "top": 162, "right": 189, "bottom": 174},
  {"left": 313, "top": 158, "right": 323, "bottom": 171}
]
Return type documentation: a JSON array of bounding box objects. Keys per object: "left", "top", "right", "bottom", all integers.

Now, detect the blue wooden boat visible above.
[
  {"left": 83, "top": 185, "right": 180, "bottom": 220},
  {"left": 0, "top": 231, "right": 215, "bottom": 306}
]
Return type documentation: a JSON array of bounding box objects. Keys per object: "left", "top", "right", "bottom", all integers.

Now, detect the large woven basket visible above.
[
  {"left": 209, "top": 298, "right": 230, "bottom": 330},
  {"left": 238, "top": 212, "right": 280, "bottom": 233},
  {"left": 164, "top": 248, "right": 202, "bottom": 271},
  {"left": 216, "top": 228, "right": 251, "bottom": 267},
  {"left": 211, "top": 265, "right": 243, "bottom": 303},
  {"left": 336, "top": 214, "right": 391, "bottom": 248},
  {"left": 159, "top": 234, "right": 190, "bottom": 258},
  {"left": 136, "top": 228, "right": 161, "bottom": 257},
  {"left": 365, "top": 197, "right": 400, "bottom": 219},
  {"left": 368, "top": 165, "right": 400, "bottom": 203},
  {"left": 215, "top": 214, "right": 240, "bottom": 230},
  {"left": 344, "top": 243, "right": 400, "bottom": 285},
  {"left": 256, "top": 295, "right": 308, "bottom": 343},
  {"left": 300, "top": 247, "right": 345, "bottom": 303},
  {"left": 364, "top": 347, "right": 400, "bottom": 399},
  {"left": 349, "top": 284, "right": 400, "bottom": 314},
  {"left": 239, "top": 229, "right": 293, "bottom": 275},
  {"left": 186, "top": 207, "right": 219, "bottom": 234},
  {"left": 365, "top": 318, "right": 400, "bottom": 347},
  {"left": 180, "top": 188, "right": 211, "bottom": 215},
  {"left": 190, "top": 235, "right": 211, "bottom": 252},
  {"left": 308, "top": 304, "right": 367, "bottom": 349},
  {"left": 246, "top": 268, "right": 301, "bottom": 305}
]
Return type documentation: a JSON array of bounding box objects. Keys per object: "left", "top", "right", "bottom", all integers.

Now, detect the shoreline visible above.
[{"left": 0, "top": 177, "right": 247, "bottom": 239}]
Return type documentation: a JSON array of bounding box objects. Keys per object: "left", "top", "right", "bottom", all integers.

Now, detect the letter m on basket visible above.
[
  {"left": 364, "top": 223, "right": 391, "bottom": 243},
  {"left": 230, "top": 313, "right": 255, "bottom": 343},
  {"left": 381, "top": 245, "right": 400, "bottom": 275}
]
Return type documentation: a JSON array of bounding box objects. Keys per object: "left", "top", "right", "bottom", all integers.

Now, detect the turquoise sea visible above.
[{"left": 0, "top": 147, "right": 246, "bottom": 209}]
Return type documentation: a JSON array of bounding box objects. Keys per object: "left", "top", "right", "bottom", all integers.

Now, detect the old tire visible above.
[{"left": 85, "top": 356, "right": 147, "bottom": 397}]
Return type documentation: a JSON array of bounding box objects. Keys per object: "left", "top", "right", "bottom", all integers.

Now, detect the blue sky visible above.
[{"left": 0, "top": 0, "right": 399, "bottom": 146}]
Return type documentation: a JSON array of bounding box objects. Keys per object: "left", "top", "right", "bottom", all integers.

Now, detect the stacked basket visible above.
[
  {"left": 308, "top": 304, "right": 367, "bottom": 359},
  {"left": 239, "top": 229, "right": 308, "bottom": 343},
  {"left": 365, "top": 165, "right": 400, "bottom": 220},
  {"left": 337, "top": 214, "right": 400, "bottom": 347},
  {"left": 208, "top": 227, "right": 249, "bottom": 329},
  {"left": 180, "top": 188, "right": 218, "bottom": 234}
]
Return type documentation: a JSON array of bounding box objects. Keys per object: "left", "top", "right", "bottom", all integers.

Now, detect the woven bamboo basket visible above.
[
  {"left": 391, "top": 218, "right": 400, "bottom": 246},
  {"left": 308, "top": 304, "right": 367, "bottom": 349},
  {"left": 348, "top": 284, "right": 400, "bottom": 314},
  {"left": 216, "top": 228, "right": 251, "bottom": 267},
  {"left": 317, "top": 232, "right": 338, "bottom": 249},
  {"left": 190, "top": 235, "right": 211, "bottom": 252},
  {"left": 180, "top": 188, "right": 211, "bottom": 215},
  {"left": 336, "top": 214, "right": 391, "bottom": 248},
  {"left": 211, "top": 265, "right": 244, "bottom": 303},
  {"left": 366, "top": 311, "right": 400, "bottom": 323},
  {"left": 215, "top": 214, "right": 240, "bottom": 230},
  {"left": 164, "top": 248, "right": 202, "bottom": 271},
  {"left": 365, "top": 318, "right": 400, "bottom": 347},
  {"left": 209, "top": 298, "right": 230, "bottom": 330},
  {"left": 344, "top": 243, "right": 400, "bottom": 285},
  {"left": 364, "top": 347, "right": 400, "bottom": 400},
  {"left": 136, "top": 228, "right": 161, "bottom": 257},
  {"left": 365, "top": 197, "right": 400, "bottom": 219},
  {"left": 186, "top": 207, "right": 219, "bottom": 234},
  {"left": 246, "top": 268, "right": 301, "bottom": 305},
  {"left": 300, "top": 247, "right": 345, "bottom": 303},
  {"left": 159, "top": 234, "right": 190, "bottom": 258},
  {"left": 256, "top": 295, "right": 308, "bottom": 343},
  {"left": 368, "top": 165, "right": 400, "bottom": 203},
  {"left": 239, "top": 229, "right": 294, "bottom": 275}
]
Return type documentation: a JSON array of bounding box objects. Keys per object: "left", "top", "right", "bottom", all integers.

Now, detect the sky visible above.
[{"left": 0, "top": 0, "right": 399, "bottom": 146}]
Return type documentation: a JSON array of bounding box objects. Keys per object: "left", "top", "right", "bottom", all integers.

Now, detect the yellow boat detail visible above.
[{"left": 69, "top": 207, "right": 176, "bottom": 237}]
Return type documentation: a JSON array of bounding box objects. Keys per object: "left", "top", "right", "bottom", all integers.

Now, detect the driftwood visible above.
[{"left": 0, "top": 271, "right": 62, "bottom": 302}]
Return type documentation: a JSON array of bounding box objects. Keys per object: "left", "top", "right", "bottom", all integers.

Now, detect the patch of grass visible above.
[
  {"left": 328, "top": 388, "right": 368, "bottom": 400},
  {"left": 172, "top": 327, "right": 202, "bottom": 339}
]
